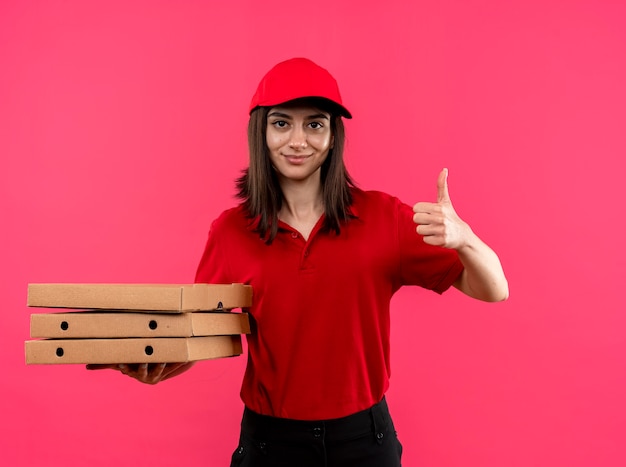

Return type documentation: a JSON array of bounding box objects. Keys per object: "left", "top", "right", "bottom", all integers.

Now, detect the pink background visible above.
[{"left": 2, "top": 1, "right": 625, "bottom": 465}]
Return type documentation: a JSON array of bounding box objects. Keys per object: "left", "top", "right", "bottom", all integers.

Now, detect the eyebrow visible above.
[{"left": 267, "top": 111, "right": 330, "bottom": 120}]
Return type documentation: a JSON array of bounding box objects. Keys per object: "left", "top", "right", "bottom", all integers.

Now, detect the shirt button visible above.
[
  {"left": 291, "top": 232, "right": 298, "bottom": 239},
  {"left": 313, "top": 427, "right": 322, "bottom": 438},
  {"left": 303, "top": 249, "right": 309, "bottom": 257}
]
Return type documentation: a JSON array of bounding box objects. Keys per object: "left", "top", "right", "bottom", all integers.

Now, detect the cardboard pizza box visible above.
[
  {"left": 30, "top": 311, "right": 251, "bottom": 338},
  {"left": 27, "top": 283, "right": 252, "bottom": 312},
  {"left": 25, "top": 335, "right": 243, "bottom": 364}
]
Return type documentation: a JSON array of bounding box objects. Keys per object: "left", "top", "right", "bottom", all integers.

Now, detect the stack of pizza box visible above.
[{"left": 25, "top": 283, "right": 252, "bottom": 365}]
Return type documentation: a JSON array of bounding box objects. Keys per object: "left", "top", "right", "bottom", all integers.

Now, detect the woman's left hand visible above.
[
  {"left": 413, "top": 168, "right": 509, "bottom": 302},
  {"left": 412, "top": 168, "right": 471, "bottom": 250}
]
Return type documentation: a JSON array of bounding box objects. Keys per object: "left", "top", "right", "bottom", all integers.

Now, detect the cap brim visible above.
[{"left": 250, "top": 96, "right": 352, "bottom": 119}]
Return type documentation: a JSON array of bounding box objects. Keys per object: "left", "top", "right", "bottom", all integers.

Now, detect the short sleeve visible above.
[
  {"left": 194, "top": 215, "right": 233, "bottom": 284},
  {"left": 396, "top": 198, "right": 464, "bottom": 294}
]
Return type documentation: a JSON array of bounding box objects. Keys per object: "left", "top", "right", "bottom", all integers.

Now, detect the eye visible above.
[
  {"left": 308, "top": 121, "right": 324, "bottom": 130},
  {"left": 271, "top": 120, "right": 288, "bottom": 128}
]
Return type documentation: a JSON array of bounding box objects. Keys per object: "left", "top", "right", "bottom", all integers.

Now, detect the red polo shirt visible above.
[{"left": 195, "top": 188, "right": 463, "bottom": 420}]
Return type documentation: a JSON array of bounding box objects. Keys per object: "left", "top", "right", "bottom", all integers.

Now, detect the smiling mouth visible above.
[{"left": 283, "top": 154, "right": 312, "bottom": 164}]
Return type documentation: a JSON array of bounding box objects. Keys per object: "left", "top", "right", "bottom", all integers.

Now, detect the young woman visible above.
[{"left": 101, "top": 57, "right": 508, "bottom": 466}]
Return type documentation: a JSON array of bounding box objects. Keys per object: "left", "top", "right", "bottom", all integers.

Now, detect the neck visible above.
[{"left": 278, "top": 176, "right": 324, "bottom": 223}]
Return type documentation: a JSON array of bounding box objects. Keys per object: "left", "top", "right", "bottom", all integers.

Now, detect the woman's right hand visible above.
[{"left": 86, "top": 362, "right": 195, "bottom": 384}]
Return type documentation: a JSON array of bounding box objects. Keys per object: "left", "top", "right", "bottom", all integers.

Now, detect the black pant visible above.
[{"left": 230, "top": 397, "right": 403, "bottom": 467}]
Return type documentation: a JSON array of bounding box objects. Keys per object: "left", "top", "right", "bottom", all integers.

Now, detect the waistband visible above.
[{"left": 240, "top": 397, "right": 392, "bottom": 443}]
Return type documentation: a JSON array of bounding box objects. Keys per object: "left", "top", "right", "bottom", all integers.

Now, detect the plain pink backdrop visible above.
[{"left": 2, "top": 1, "right": 625, "bottom": 466}]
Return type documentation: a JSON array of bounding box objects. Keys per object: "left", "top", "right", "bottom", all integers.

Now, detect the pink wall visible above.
[{"left": 2, "top": 1, "right": 625, "bottom": 465}]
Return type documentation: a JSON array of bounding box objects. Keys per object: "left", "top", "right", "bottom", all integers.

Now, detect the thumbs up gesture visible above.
[{"left": 412, "top": 168, "right": 471, "bottom": 250}]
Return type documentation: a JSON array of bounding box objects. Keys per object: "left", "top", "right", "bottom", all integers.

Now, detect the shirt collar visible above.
[{"left": 243, "top": 197, "right": 360, "bottom": 233}]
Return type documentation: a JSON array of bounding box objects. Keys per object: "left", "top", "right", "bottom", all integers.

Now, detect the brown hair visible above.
[{"left": 236, "top": 101, "right": 355, "bottom": 243}]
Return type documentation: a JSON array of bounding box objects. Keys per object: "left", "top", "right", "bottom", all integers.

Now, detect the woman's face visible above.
[{"left": 266, "top": 103, "right": 334, "bottom": 184}]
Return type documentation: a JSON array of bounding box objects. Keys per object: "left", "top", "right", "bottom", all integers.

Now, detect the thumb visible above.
[{"left": 437, "top": 168, "right": 450, "bottom": 203}]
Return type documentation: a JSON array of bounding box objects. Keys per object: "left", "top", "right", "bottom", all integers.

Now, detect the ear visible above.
[{"left": 330, "top": 134, "right": 335, "bottom": 149}]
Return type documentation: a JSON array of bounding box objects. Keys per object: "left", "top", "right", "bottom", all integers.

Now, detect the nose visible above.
[{"left": 288, "top": 127, "right": 308, "bottom": 150}]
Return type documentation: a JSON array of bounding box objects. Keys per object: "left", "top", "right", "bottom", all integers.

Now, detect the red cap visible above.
[{"left": 249, "top": 57, "right": 352, "bottom": 118}]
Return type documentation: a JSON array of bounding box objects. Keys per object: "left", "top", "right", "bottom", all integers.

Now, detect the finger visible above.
[
  {"left": 160, "top": 362, "right": 189, "bottom": 380},
  {"left": 137, "top": 363, "right": 166, "bottom": 384},
  {"left": 149, "top": 363, "right": 168, "bottom": 379},
  {"left": 138, "top": 363, "right": 149, "bottom": 380},
  {"left": 437, "top": 168, "right": 450, "bottom": 203},
  {"left": 413, "top": 212, "right": 440, "bottom": 225},
  {"left": 416, "top": 224, "right": 444, "bottom": 237},
  {"left": 413, "top": 201, "right": 441, "bottom": 214},
  {"left": 118, "top": 364, "right": 128, "bottom": 374},
  {"left": 422, "top": 234, "right": 443, "bottom": 246},
  {"left": 86, "top": 364, "right": 119, "bottom": 370}
]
